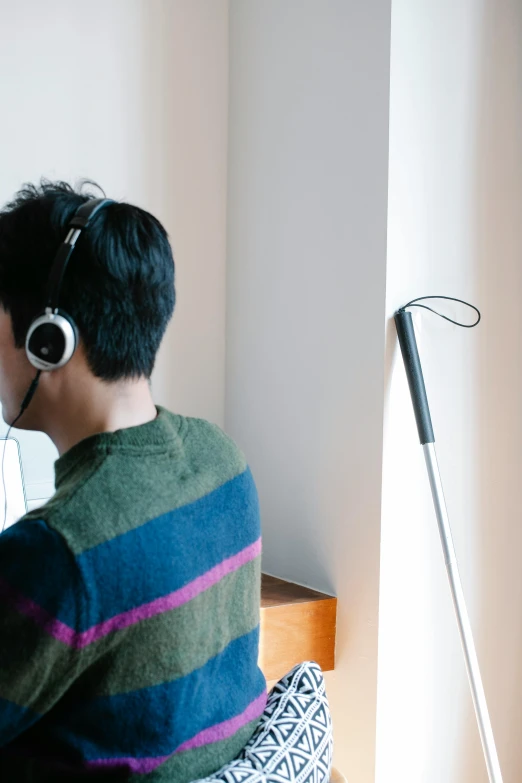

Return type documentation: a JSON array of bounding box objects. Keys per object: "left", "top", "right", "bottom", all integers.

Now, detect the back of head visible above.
[{"left": 0, "top": 180, "right": 176, "bottom": 381}]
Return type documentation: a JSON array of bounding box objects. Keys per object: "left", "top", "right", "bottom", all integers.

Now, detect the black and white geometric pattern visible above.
[{"left": 195, "top": 661, "right": 333, "bottom": 783}]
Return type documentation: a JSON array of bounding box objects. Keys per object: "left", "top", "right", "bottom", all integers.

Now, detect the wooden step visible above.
[{"left": 259, "top": 573, "right": 337, "bottom": 682}]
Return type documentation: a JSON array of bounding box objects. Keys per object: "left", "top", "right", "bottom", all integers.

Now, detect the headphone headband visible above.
[
  {"left": 25, "top": 197, "right": 114, "bottom": 372},
  {"left": 46, "top": 198, "right": 114, "bottom": 309},
  {"left": 69, "top": 198, "right": 114, "bottom": 230}
]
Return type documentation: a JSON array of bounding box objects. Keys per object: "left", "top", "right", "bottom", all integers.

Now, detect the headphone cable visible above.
[{"left": 1, "top": 371, "right": 41, "bottom": 534}]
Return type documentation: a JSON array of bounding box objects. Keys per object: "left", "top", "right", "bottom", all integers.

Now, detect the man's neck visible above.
[{"left": 43, "top": 377, "right": 158, "bottom": 456}]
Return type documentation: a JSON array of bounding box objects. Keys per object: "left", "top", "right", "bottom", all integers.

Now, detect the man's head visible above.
[{"left": 0, "top": 180, "right": 175, "bottom": 428}]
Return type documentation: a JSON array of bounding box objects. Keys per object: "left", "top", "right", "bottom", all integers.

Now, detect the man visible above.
[{"left": 0, "top": 181, "right": 266, "bottom": 781}]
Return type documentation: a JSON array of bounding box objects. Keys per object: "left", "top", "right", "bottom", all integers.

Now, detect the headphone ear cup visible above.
[
  {"left": 55, "top": 308, "right": 79, "bottom": 345},
  {"left": 26, "top": 310, "right": 78, "bottom": 371}
]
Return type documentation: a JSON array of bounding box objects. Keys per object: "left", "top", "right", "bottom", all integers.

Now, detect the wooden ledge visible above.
[{"left": 259, "top": 573, "right": 337, "bottom": 682}]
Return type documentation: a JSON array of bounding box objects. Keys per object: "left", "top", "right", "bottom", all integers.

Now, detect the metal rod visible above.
[{"left": 423, "top": 443, "right": 503, "bottom": 783}]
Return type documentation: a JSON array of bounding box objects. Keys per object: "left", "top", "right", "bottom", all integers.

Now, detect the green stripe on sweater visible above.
[
  {"left": 1, "top": 558, "right": 260, "bottom": 709},
  {"left": 69, "top": 558, "right": 261, "bottom": 697},
  {"left": 0, "top": 604, "right": 77, "bottom": 714},
  {"left": 129, "top": 719, "right": 260, "bottom": 782},
  {"left": 25, "top": 413, "right": 247, "bottom": 554},
  {"left": 0, "top": 720, "right": 259, "bottom": 783}
]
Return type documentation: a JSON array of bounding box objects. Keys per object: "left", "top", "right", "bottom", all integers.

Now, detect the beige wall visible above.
[{"left": 0, "top": 0, "right": 229, "bottom": 504}]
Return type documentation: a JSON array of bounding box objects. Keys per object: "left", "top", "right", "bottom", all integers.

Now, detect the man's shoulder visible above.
[
  {"left": 0, "top": 515, "right": 65, "bottom": 553},
  {"left": 180, "top": 413, "right": 248, "bottom": 477},
  {"left": 0, "top": 515, "right": 81, "bottom": 600},
  {"left": 23, "top": 411, "right": 254, "bottom": 556}
]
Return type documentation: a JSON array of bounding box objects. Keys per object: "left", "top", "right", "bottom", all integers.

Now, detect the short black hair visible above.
[{"left": 0, "top": 180, "right": 175, "bottom": 381}]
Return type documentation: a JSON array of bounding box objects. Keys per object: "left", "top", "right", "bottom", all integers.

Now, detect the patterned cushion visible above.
[{"left": 195, "top": 661, "right": 333, "bottom": 783}]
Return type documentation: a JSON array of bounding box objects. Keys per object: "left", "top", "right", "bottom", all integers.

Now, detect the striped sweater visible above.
[{"left": 0, "top": 407, "right": 266, "bottom": 781}]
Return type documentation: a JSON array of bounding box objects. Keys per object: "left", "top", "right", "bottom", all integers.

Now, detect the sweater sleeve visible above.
[{"left": 0, "top": 518, "right": 83, "bottom": 747}]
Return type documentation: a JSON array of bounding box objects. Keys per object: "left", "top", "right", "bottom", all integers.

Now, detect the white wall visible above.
[
  {"left": 376, "top": 1, "right": 522, "bottom": 781},
  {"left": 225, "top": 2, "right": 391, "bottom": 779},
  {"left": 0, "top": 0, "right": 229, "bottom": 504}
]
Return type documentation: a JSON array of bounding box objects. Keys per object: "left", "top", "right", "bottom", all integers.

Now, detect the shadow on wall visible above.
[
  {"left": 459, "top": 1, "right": 522, "bottom": 780},
  {"left": 140, "top": 0, "right": 181, "bottom": 415},
  {"left": 140, "top": 0, "right": 228, "bottom": 424}
]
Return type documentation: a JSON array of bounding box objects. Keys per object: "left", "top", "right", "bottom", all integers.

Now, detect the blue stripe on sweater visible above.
[
  {"left": 0, "top": 698, "right": 40, "bottom": 746},
  {"left": 35, "top": 626, "right": 265, "bottom": 761},
  {"left": 1, "top": 469, "right": 260, "bottom": 631},
  {"left": 75, "top": 468, "right": 260, "bottom": 630},
  {"left": 0, "top": 520, "right": 81, "bottom": 628}
]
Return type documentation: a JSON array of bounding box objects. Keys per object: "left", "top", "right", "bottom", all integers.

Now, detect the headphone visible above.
[
  {"left": 25, "top": 198, "right": 114, "bottom": 372},
  {"left": 1, "top": 198, "right": 115, "bottom": 521}
]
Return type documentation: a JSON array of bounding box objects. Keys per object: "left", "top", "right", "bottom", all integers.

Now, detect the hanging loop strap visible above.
[{"left": 398, "top": 295, "right": 481, "bottom": 328}]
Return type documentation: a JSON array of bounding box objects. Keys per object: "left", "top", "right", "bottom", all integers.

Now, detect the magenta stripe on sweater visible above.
[
  {"left": 0, "top": 578, "right": 76, "bottom": 646},
  {"left": 0, "top": 538, "right": 261, "bottom": 649},
  {"left": 86, "top": 690, "right": 267, "bottom": 774},
  {"left": 176, "top": 689, "right": 267, "bottom": 753}
]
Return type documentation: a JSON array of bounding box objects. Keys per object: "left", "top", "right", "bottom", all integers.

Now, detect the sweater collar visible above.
[{"left": 54, "top": 406, "right": 179, "bottom": 488}]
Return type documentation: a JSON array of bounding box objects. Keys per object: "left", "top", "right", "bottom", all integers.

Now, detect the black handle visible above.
[{"left": 394, "top": 309, "right": 435, "bottom": 444}]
